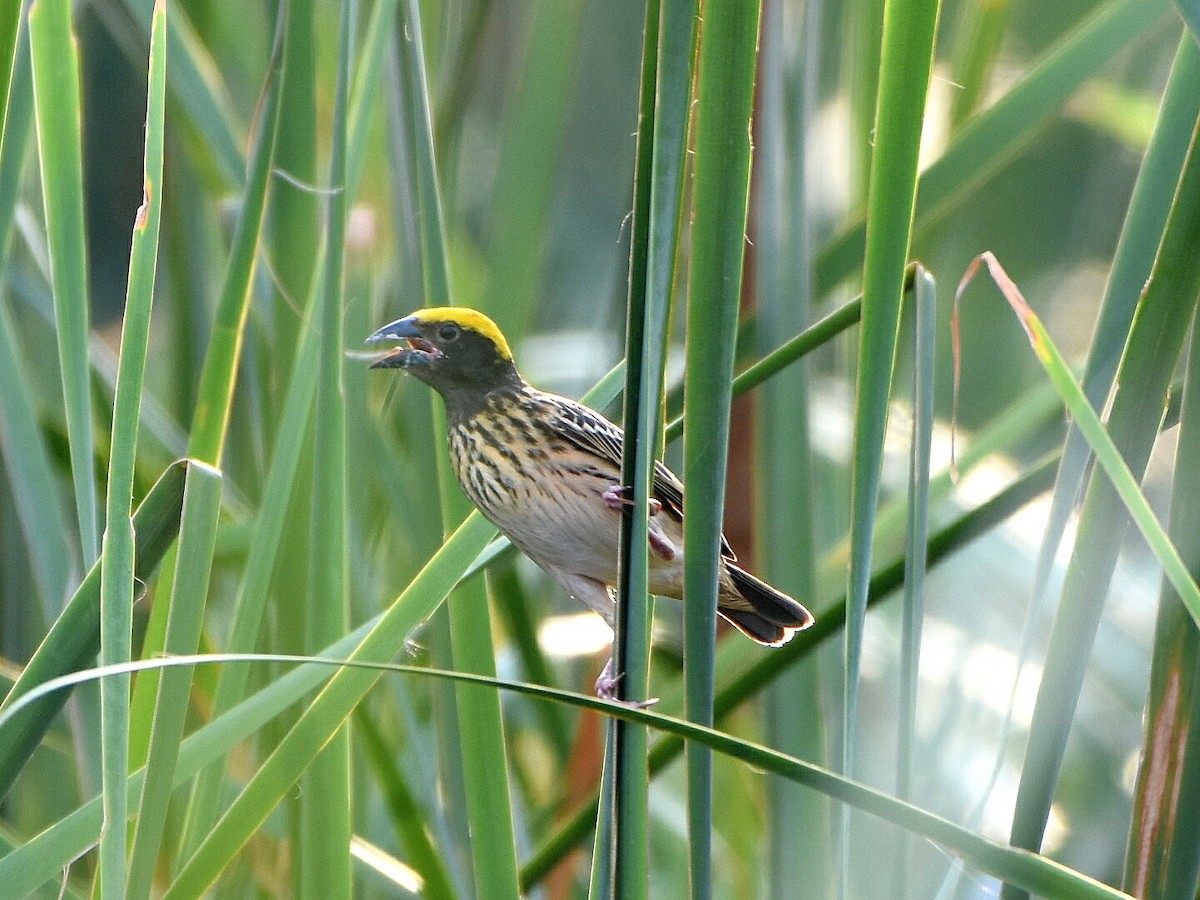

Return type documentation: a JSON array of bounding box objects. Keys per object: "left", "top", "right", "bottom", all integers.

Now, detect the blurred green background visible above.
[{"left": 1, "top": 0, "right": 1197, "bottom": 897}]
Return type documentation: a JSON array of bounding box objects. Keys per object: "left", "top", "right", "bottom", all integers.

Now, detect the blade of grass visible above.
[
  {"left": 1124, "top": 262, "right": 1200, "bottom": 898},
  {"left": 958, "top": 248, "right": 1200, "bottom": 899},
  {"left": 963, "top": 29, "right": 1200, "bottom": 859},
  {"left": 519, "top": 450, "right": 1060, "bottom": 890},
  {"left": 604, "top": 0, "right": 665, "bottom": 893},
  {"left": 297, "top": 1, "right": 354, "bottom": 895},
  {"left": 162, "top": 508, "right": 499, "bottom": 898},
  {"left": 755, "top": 0, "right": 827, "bottom": 892},
  {"left": 0, "top": 27, "right": 71, "bottom": 621},
  {"left": 814, "top": 0, "right": 1171, "bottom": 298},
  {"left": 119, "top": 0, "right": 246, "bottom": 190},
  {"left": 683, "top": 0, "right": 760, "bottom": 896},
  {"left": 947, "top": 0, "right": 1014, "bottom": 128},
  {"left": 126, "top": 6, "right": 287, "bottom": 890},
  {"left": 9, "top": 649, "right": 1139, "bottom": 900},
  {"left": 1026, "top": 29, "right": 1200, "bottom": 661},
  {"left": 844, "top": 0, "right": 942, "bottom": 890},
  {"left": 394, "top": 2, "right": 521, "bottom": 895},
  {"left": 29, "top": 0, "right": 97, "bottom": 564},
  {"left": 97, "top": 3, "right": 167, "bottom": 895},
  {"left": 894, "top": 266, "right": 936, "bottom": 894},
  {"left": 0, "top": 460, "right": 187, "bottom": 802}
]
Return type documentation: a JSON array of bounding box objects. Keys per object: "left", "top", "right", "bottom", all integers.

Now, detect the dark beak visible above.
[{"left": 366, "top": 316, "right": 435, "bottom": 370}]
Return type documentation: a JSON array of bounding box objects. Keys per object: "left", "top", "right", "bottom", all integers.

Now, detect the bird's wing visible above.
[{"left": 541, "top": 392, "right": 736, "bottom": 561}]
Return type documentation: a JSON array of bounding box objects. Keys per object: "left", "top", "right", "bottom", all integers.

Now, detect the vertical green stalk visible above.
[
  {"left": 894, "top": 266, "right": 935, "bottom": 895},
  {"left": 605, "top": 1, "right": 660, "bottom": 897},
  {"left": 298, "top": 1, "right": 354, "bottom": 897},
  {"left": 269, "top": 0, "right": 317, "bottom": 391},
  {"left": 396, "top": 1, "right": 521, "bottom": 896},
  {"left": 844, "top": 0, "right": 941, "bottom": 891},
  {"left": 96, "top": 4, "right": 167, "bottom": 897},
  {"left": 756, "top": 0, "right": 827, "bottom": 890},
  {"left": 1124, "top": 277, "right": 1200, "bottom": 899},
  {"left": 0, "top": 28, "right": 70, "bottom": 621},
  {"left": 126, "top": 7, "right": 286, "bottom": 893},
  {"left": 684, "top": 1, "right": 761, "bottom": 897},
  {"left": 29, "top": 0, "right": 97, "bottom": 565}
]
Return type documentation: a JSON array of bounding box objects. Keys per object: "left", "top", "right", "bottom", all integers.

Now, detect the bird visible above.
[{"left": 366, "top": 307, "right": 813, "bottom": 697}]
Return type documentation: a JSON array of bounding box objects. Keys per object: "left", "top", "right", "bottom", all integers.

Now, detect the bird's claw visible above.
[
  {"left": 595, "top": 658, "right": 659, "bottom": 708},
  {"left": 602, "top": 484, "right": 662, "bottom": 516}
]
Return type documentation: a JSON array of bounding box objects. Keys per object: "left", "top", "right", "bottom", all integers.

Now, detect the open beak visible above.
[{"left": 365, "top": 316, "right": 439, "bottom": 369}]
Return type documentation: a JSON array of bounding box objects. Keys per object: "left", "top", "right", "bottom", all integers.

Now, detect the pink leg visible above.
[
  {"left": 648, "top": 529, "right": 676, "bottom": 561},
  {"left": 594, "top": 657, "right": 659, "bottom": 708},
  {"left": 603, "top": 484, "right": 662, "bottom": 515}
]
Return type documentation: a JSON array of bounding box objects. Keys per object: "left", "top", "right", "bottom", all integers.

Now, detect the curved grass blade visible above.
[
  {"left": 2, "top": 650, "right": 1137, "bottom": 900},
  {"left": 0, "top": 460, "right": 188, "bottom": 802},
  {"left": 958, "top": 250, "right": 1200, "bottom": 899}
]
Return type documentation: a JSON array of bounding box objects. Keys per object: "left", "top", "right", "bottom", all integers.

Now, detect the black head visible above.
[{"left": 366, "top": 307, "right": 524, "bottom": 416}]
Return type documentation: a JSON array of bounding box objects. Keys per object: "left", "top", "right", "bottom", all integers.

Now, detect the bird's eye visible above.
[{"left": 437, "top": 322, "right": 460, "bottom": 342}]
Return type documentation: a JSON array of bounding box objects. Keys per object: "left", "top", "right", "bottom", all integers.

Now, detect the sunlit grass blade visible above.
[
  {"left": 958, "top": 249, "right": 1200, "bottom": 899},
  {"left": 520, "top": 454, "right": 1060, "bottom": 890},
  {"left": 1124, "top": 270, "right": 1200, "bottom": 898},
  {"left": 0, "top": 460, "right": 187, "bottom": 802},
  {"left": 1025, "top": 31, "right": 1200, "bottom": 651},
  {"left": 98, "top": 3, "right": 167, "bottom": 895},
  {"left": 844, "top": 0, "right": 941, "bottom": 889},
  {"left": 29, "top": 0, "right": 97, "bottom": 565}
]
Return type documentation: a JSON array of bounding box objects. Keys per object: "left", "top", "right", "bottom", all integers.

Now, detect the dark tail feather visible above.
[{"left": 719, "top": 564, "right": 815, "bottom": 647}]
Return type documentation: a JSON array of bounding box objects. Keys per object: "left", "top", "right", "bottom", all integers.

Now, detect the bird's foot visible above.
[
  {"left": 602, "top": 484, "right": 662, "bottom": 516},
  {"left": 595, "top": 658, "right": 659, "bottom": 708}
]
